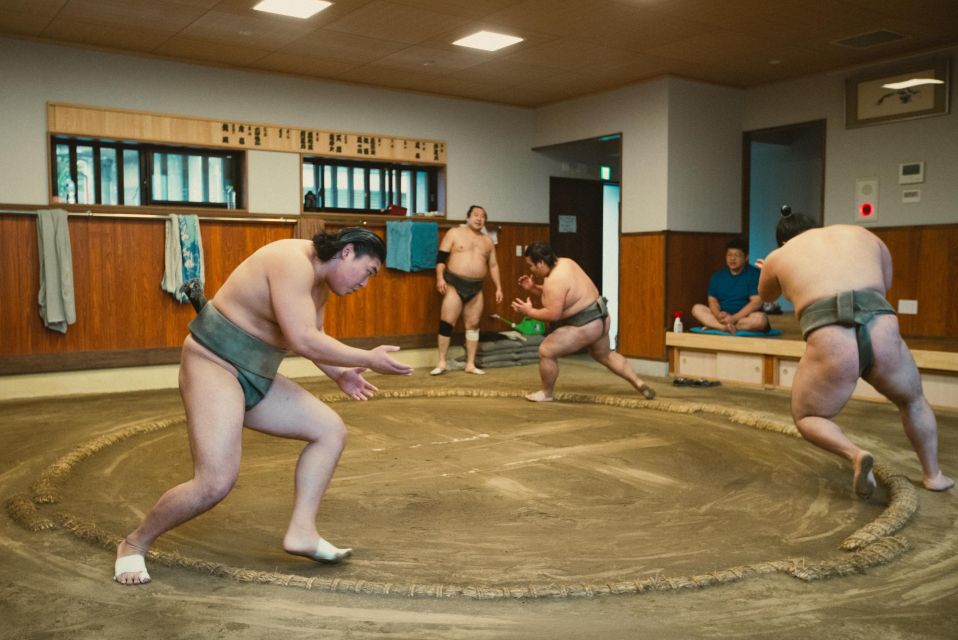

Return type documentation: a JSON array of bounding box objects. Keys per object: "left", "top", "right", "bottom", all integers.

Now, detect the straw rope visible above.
[{"left": 8, "top": 389, "right": 919, "bottom": 599}]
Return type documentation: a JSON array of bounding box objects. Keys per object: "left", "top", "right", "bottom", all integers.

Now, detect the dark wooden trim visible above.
[
  {"left": 664, "top": 230, "right": 743, "bottom": 237},
  {"left": 1, "top": 202, "right": 294, "bottom": 221},
  {"left": 0, "top": 347, "right": 184, "bottom": 375},
  {"left": 620, "top": 230, "right": 666, "bottom": 237},
  {"left": 0, "top": 334, "right": 443, "bottom": 376}
]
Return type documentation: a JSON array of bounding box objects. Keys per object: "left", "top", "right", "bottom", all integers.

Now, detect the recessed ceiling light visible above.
[
  {"left": 881, "top": 78, "right": 944, "bottom": 90},
  {"left": 252, "top": 0, "right": 332, "bottom": 19},
  {"left": 453, "top": 30, "right": 523, "bottom": 52}
]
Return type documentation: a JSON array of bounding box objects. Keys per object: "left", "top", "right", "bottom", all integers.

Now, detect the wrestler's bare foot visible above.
[
  {"left": 853, "top": 451, "right": 876, "bottom": 499},
  {"left": 726, "top": 322, "right": 737, "bottom": 335},
  {"left": 464, "top": 366, "right": 485, "bottom": 375},
  {"left": 525, "top": 390, "right": 553, "bottom": 402},
  {"left": 637, "top": 383, "right": 656, "bottom": 400},
  {"left": 284, "top": 535, "right": 352, "bottom": 564},
  {"left": 114, "top": 538, "right": 150, "bottom": 585},
  {"left": 923, "top": 471, "right": 955, "bottom": 492}
]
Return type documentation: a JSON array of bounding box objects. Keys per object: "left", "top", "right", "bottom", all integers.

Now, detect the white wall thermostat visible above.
[
  {"left": 855, "top": 177, "right": 878, "bottom": 222},
  {"left": 899, "top": 161, "right": 924, "bottom": 184}
]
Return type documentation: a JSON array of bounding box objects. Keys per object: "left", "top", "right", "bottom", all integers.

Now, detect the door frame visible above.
[{"left": 741, "top": 119, "right": 827, "bottom": 242}]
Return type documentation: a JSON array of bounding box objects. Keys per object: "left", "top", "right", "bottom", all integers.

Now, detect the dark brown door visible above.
[{"left": 549, "top": 177, "right": 603, "bottom": 291}]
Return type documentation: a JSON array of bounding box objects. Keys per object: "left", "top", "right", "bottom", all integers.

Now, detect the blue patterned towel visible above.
[{"left": 161, "top": 214, "right": 205, "bottom": 302}]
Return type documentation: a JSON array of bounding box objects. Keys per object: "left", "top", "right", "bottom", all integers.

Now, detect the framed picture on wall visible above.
[{"left": 845, "top": 58, "right": 950, "bottom": 128}]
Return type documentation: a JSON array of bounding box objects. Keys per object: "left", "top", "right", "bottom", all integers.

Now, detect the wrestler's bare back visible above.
[
  {"left": 544, "top": 258, "right": 601, "bottom": 319},
  {"left": 444, "top": 227, "right": 495, "bottom": 279},
  {"left": 763, "top": 225, "right": 890, "bottom": 315},
  {"left": 211, "top": 239, "right": 326, "bottom": 349}
]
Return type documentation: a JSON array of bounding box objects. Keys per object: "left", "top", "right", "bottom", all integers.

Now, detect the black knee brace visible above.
[{"left": 438, "top": 320, "right": 454, "bottom": 337}]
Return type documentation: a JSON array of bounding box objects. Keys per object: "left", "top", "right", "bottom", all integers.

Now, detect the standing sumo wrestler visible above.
[{"left": 432, "top": 205, "right": 503, "bottom": 376}]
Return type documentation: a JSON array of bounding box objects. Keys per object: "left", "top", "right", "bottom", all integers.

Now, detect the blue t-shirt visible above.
[{"left": 708, "top": 264, "right": 760, "bottom": 313}]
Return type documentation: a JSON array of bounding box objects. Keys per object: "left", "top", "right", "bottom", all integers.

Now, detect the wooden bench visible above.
[{"left": 666, "top": 317, "right": 958, "bottom": 409}]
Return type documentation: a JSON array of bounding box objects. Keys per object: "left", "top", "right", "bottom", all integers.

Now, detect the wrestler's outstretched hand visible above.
[
  {"left": 517, "top": 275, "right": 535, "bottom": 291},
  {"left": 368, "top": 345, "right": 414, "bottom": 376},
  {"left": 337, "top": 367, "right": 378, "bottom": 400},
  {"left": 511, "top": 297, "right": 533, "bottom": 315}
]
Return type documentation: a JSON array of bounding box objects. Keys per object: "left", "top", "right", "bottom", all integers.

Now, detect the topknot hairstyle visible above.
[
  {"left": 524, "top": 241, "right": 559, "bottom": 268},
  {"left": 775, "top": 205, "right": 819, "bottom": 246},
  {"left": 312, "top": 227, "right": 386, "bottom": 263}
]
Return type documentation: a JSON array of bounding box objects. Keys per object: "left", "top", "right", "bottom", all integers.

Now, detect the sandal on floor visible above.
[{"left": 692, "top": 379, "right": 721, "bottom": 387}]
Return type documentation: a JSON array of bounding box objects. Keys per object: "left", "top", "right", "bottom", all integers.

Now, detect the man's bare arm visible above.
[
  {"left": 316, "top": 363, "right": 346, "bottom": 381},
  {"left": 518, "top": 275, "right": 543, "bottom": 297},
  {"left": 436, "top": 229, "right": 454, "bottom": 280},
  {"left": 525, "top": 278, "right": 565, "bottom": 322},
  {"left": 707, "top": 295, "right": 724, "bottom": 319},
  {"left": 756, "top": 255, "right": 782, "bottom": 302},
  {"left": 487, "top": 240, "right": 503, "bottom": 301},
  {"left": 731, "top": 295, "right": 764, "bottom": 320},
  {"left": 878, "top": 237, "right": 893, "bottom": 292}
]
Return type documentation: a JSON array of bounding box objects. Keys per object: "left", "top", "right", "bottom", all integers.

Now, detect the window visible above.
[
  {"left": 51, "top": 136, "right": 243, "bottom": 208},
  {"left": 302, "top": 157, "right": 439, "bottom": 214}
]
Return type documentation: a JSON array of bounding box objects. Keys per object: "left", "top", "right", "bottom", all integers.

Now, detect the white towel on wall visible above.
[
  {"left": 36, "top": 208, "right": 76, "bottom": 333},
  {"left": 161, "top": 214, "right": 184, "bottom": 298}
]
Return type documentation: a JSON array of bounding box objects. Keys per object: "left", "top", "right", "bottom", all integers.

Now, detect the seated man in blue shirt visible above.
[{"left": 691, "top": 238, "right": 769, "bottom": 334}]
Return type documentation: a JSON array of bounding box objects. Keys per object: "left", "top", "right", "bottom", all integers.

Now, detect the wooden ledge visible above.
[
  {"left": 666, "top": 332, "right": 958, "bottom": 373},
  {"left": 666, "top": 331, "right": 804, "bottom": 358}
]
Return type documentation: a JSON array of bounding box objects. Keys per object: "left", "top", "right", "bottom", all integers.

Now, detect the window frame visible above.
[
  {"left": 302, "top": 156, "right": 440, "bottom": 215},
  {"left": 50, "top": 136, "right": 244, "bottom": 209}
]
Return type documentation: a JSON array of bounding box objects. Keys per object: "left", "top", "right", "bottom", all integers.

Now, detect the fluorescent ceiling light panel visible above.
[
  {"left": 253, "top": 0, "right": 332, "bottom": 19},
  {"left": 453, "top": 31, "right": 523, "bottom": 52},
  {"left": 881, "top": 78, "right": 944, "bottom": 90}
]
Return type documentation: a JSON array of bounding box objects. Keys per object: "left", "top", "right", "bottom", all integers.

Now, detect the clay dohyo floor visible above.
[{"left": 2, "top": 361, "right": 957, "bottom": 639}]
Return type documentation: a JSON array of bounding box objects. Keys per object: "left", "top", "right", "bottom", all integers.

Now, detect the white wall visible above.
[
  {"left": 247, "top": 150, "right": 301, "bottom": 215},
  {"left": 0, "top": 37, "right": 554, "bottom": 223},
  {"left": 744, "top": 47, "right": 958, "bottom": 228},
  {"left": 534, "top": 77, "right": 744, "bottom": 234},
  {"left": 535, "top": 79, "right": 671, "bottom": 233},
  {"left": 666, "top": 79, "right": 744, "bottom": 232}
]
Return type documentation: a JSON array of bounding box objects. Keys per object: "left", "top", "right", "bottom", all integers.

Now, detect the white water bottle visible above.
[{"left": 673, "top": 312, "right": 684, "bottom": 333}]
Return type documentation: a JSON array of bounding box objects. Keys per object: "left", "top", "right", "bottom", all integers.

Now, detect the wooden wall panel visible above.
[
  {"left": 873, "top": 224, "right": 958, "bottom": 339},
  {"left": 6, "top": 215, "right": 949, "bottom": 373},
  {"left": 0, "top": 213, "right": 293, "bottom": 359},
  {"left": 320, "top": 222, "right": 548, "bottom": 340},
  {"left": 665, "top": 231, "right": 739, "bottom": 328},
  {"left": 480, "top": 223, "right": 550, "bottom": 332},
  {"left": 619, "top": 233, "right": 666, "bottom": 360}
]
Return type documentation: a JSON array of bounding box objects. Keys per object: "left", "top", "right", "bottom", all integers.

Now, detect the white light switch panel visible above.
[{"left": 898, "top": 299, "right": 918, "bottom": 314}]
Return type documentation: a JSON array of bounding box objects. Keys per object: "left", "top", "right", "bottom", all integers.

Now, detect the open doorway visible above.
[
  {"left": 535, "top": 135, "right": 622, "bottom": 347},
  {"left": 743, "top": 120, "right": 825, "bottom": 311}
]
